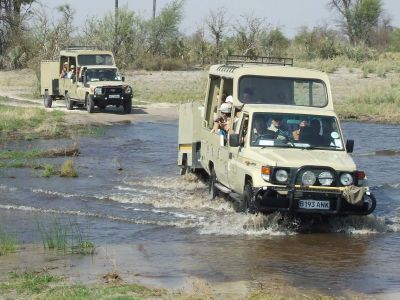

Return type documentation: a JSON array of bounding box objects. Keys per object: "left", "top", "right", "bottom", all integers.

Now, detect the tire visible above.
[
  {"left": 239, "top": 182, "right": 256, "bottom": 213},
  {"left": 123, "top": 98, "right": 132, "bottom": 114},
  {"left": 180, "top": 156, "right": 188, "bottom": 175},
  {"left": 65, "top": 93, "right": 73, "bottom": 110},
  {"left": 86, "top": 95, "right": 94, "bottom": 113},
  {"left": 43, "top": 91, "right": 52, "bottom": 108},
  {"left": 362, "top": 192, "right": 377, "bottom": 215},
  {"left": 208, "top": 168, "right": 218, "bottom": 200}
]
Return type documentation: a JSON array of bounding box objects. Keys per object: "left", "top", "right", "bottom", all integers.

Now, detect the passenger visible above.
[
  {"left": 60, "top": 62, "right": 68, "bottom": 78},
  {"left": 211, "top": 102, "right": 232, "bottom": 134},
  {"left": 268, "top": 116, "right": 291, "bottom": 141},
  {"left": 300, "top": 119, "right": 322, "bottom": 144},
  {"left": 277, "top": 91, "right": 292, "bottom": 105},
  {"left": 67, "top": 65, "right": 76, "bottom": 79},
  {"left": 242, "top": 88, "right": 254, "bottom": 103},
  {"left": 252, "top": 116, "right": 269, "bottom": 142},
  {"left": 292, "top": 120, "right": 308, "bottom": 141}
]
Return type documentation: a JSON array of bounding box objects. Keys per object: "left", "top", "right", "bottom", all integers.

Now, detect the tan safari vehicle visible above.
[
  {"left": 178, "top": 55, "right": 376, "bottom": 216},
  {"left": 40, "top": 47, "right": 133, "bottom": 113}
]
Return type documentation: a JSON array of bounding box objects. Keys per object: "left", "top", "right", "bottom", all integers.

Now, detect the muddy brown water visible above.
[{"left": 0, "top": 120, "right": 400, "bottom": 298}]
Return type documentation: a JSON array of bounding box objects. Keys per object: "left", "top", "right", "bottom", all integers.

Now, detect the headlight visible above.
[
  {"left": 340, "top": 173, "right": 353, "bottom": 186},
  {"left": 275, "top": 169, "right": 288, "bottom": 183},
  {"left": 125, "top": 86, "right": 132, "bottom": 94},
  {"left": 94, "top": 87, "right": 102, "bottom": 95},
  {"left": 302, "top": 171, "right": 316, "bottom": 186},
  {"left": 318, "top": 171, "right": 334, "bottom": 186}
]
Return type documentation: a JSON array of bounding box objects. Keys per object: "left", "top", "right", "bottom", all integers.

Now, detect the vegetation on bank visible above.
[
  {"left": 0, "top": 98, "right": 66, "bottom": 140},
  {"left": 0, "top": 270, "right": 341, "bottom": 300}
]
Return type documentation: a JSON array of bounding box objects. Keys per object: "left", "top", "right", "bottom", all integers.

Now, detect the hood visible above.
[
  {"left": 87, "top": 81, "right": 124, "bottom": 88},
  {"left": 251, "top": 147, "right": 356, "bottom": 171}
]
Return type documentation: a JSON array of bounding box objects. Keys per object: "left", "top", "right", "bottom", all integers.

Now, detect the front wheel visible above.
[
  {"left": 43, "top": 91, "right": 52, "bottom": 108},
  {"left": 65, "top": 93, "right": 73, "bottom": 110},
  {"left": 208, "top": 168, "right": 218, "bottom": 200},
  {"left": 86, "top": 95, "right": 94, "bottom": 113},
  {"left": 123, "top": 98, "right": 132, "bottom": 114},
  {"left": 239, "top": 182, "right": 256, "bottom": 213}
]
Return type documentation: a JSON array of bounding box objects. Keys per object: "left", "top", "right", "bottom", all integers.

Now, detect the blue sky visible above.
[{"left": 47, "top": 0, "right": 400, "bottom": 38}]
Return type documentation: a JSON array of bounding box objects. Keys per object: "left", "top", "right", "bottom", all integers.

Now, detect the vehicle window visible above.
[
  {"left": 85, "top": 69, "right": 120, "bottom": 82},
  {"left": 250, "top": 112, "right": 343, "bottom": 150},
  {"left": 239, "top": 76, "right": 328, "bottom": 107},
  {"left": 78, "top": 54, "right": 114, "bottom": 66}
]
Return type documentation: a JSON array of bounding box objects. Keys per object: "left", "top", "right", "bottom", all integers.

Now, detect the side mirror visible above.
[
  {"left": 229, "top": 133, "right": 240, "bottom": 147},
  {"left": 346, "top": 139, "right": 354, "bottom": 153},
  {"left": 122, "top": 76, "right": 125, "bottom": 82}
]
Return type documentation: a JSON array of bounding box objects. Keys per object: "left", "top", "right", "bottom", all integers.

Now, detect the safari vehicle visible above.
[
  {"left": 178, "top": 55, "right": 376, "bottom": 216},
  {"left": 40, "top": 47, "right": 133, "bottom": 113}
]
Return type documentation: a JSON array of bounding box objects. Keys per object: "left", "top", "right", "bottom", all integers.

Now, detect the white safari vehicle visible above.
[
  {"left": 178, "top": 55, "right": 376, "bottom": 215},
  {"left": 40, "top": 47, "right": 133, "bottom": 113}
]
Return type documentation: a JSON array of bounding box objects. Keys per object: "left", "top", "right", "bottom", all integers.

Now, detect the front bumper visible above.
[
  {"left": 93, "top": 94, "right": 132, "bottom": 105},
  {"left": 254, "top": 185, "right": 376, "bottom": 215}
]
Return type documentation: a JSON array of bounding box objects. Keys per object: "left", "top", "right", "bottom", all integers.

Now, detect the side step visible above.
[
  {"left": 214, "top": 182, "right": 241, "bottom": 203},
  {"left": 214, "top": 182, "right": 231, "bottom": 194}
]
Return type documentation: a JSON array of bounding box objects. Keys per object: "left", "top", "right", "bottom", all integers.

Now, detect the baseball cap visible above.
[{"left": 225, "top": 95, "right": 233, "bottom": 103}]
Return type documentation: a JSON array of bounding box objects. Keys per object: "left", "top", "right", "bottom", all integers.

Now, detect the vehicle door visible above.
[{"left": 228, "top": 113, "right": 250, "bottom": 193}]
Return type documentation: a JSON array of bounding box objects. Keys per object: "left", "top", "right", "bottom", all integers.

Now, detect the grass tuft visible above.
[
  {"left": 0, "top": 227, "right": 17, "bottom": 256},
  {"left": 59, "top": 159, "right": 78, "bottom": 177}
]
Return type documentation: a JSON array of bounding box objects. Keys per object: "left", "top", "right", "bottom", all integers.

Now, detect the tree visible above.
[
  {"left": 0, "top": 0, "right": 35, "bottom": 66},
  {"left": 233, "top": 14, "right": 266, "bottom": 57},
  {"left": 146, "top": 0, "right": 184, "bottom": 57},
  {"left": 83, "top": 6, "right": 145, "bottom": 68},
  {"left": 30, "top": 4, "right": 75, "bottom": 61},
  {"left": 329, "top": 0, "right": 383, "bottom": 45},
  {"left": 206, "top": 7, "right": 228, "bottom": 62},
  {"left": 260, "top": 28, "right": 290, "bottom": 57}
]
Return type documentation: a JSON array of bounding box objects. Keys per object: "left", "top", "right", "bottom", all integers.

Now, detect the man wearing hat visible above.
[
  {"left": 60, "top": 62, "right": 68, "bottom": 78},
  {"left": 211, "top": 102, "right": 232, "bottom": 134},
  {"left": 67, "top": 65, "right": 76, "bottom": 80}
]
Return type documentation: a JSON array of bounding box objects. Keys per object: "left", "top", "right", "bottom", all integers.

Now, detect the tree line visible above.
[{"left": 1, "top": 0, "right": 400, "bottom": 70}]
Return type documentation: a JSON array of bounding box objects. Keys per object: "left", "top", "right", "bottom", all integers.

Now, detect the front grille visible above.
[{"left": 104, "top": 87, "right": 123, "bottom": 94}]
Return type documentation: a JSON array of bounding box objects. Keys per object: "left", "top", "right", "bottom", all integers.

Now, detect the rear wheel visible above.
[
  {"left": 86, "top": 95, "right": 94, "bottom": 113},
  {"left": 180, "top": 155, "right": 188, "bottom": 175},
  {"left": 208, "top": 168, "right": 218, "bottom": 200},
  {"left": 65, "top": 93, "right": 73, "bottom": 110},
  {"left": 43, "top": 91, "right": 52, "bottom": 108},
  {"left": 123, "top": 98, "right": 132, "bottom": 114}
]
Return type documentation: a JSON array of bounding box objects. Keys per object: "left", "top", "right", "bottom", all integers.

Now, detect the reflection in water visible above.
[{"left": 0, "top": 121, "right": 400, "bottom": 296}]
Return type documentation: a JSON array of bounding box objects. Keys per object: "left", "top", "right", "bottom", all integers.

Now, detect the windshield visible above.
[
  {"left": 239, "top": 76, "right": 328, "bottom": 107},
  {"left": 78, "top": 54, "right": 114, "bottom": 66},
  {"left": 250, "top": 113, "right": 344, "bottom": 150},
  {"left": 85, "top": 69, "right": 121, "bottom": 82}
]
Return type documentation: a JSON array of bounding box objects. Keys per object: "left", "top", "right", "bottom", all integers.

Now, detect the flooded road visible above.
[{"left": 0, "top": 120, "right": 400, "bottom": 297}]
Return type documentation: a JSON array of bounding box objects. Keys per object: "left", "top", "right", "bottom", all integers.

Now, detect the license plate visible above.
[
  {"left": 109, "top": 94, "right": 120, "bottom": 99},
  {"left": 298, "top": 200, "right": 330, "bottom": 210}
]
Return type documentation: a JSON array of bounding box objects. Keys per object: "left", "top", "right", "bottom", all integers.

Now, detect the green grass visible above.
[
  {"left": 335, "top": 80, "right": 400, "bottom": 122},
  {"left": 0, "top": 228, "right": 17, "bottom": 256},
  {"left": 0, "top": 100, "right": 67, "bottom": 140},
  {"left": 42, "top": 163, "right": 55, "bottom": 177},
  {"left": 37, "top": 218, "right": 94, "bottom": 254},
  {"left": 0, "top": 149, "right": 49, "bottom": 159},
  {"left": 0, "top": 271, "right": 343, "bottom": 299},
  {"left": 0, "top": 271, "right": 164, "bottom": 299},
  {"left": 38, "top": 220, "right": 69, "bottom": 251}
]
